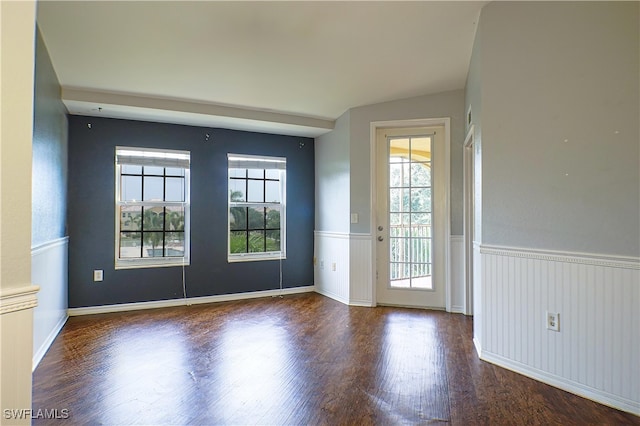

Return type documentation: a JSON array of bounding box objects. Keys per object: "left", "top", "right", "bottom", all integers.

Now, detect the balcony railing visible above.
[{"left": 389, "top": 224, "right": 432, "bottom": 288}]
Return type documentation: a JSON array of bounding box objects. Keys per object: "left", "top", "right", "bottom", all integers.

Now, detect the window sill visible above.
[
  {"left": 228, "top": 254, "right": 286, "bottom": 263},
  {"left": 115, "top": 259, "right": 190, "bottom": 270}
]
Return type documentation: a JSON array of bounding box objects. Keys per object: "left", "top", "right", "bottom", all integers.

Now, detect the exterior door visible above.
[{"left": 375, "top": 126, "right": 446, "bottom": 308}]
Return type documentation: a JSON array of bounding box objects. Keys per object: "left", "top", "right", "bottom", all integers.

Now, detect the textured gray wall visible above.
[
  {"left": 32, "top": 27, "right": 68, "bottom": 247},
  {"left": 477, "top": 1, "right": 639, "bottom": 256},
  {"left": 349, "top": 90, "right": 466, "bottom": 235},
  {"left": 315, "top": 111, "right": 351, "bottom": 233}
]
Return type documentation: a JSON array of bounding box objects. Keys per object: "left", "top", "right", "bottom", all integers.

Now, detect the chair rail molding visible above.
[{"left": 0, "top": 285, "right": 40, "bottom": 315}]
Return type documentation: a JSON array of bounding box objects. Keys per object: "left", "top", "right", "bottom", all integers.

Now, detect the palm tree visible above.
[{"left": 143, "top": 207, "right": 164, "bottom": 256}]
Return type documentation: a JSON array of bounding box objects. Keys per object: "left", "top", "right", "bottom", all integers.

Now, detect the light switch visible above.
[{"left": 350, "top": 213, "right": 359, "bottom": 224}]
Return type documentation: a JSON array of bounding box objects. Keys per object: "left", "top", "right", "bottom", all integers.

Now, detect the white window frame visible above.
[
  {"left": 115, "top": 146, "right": 191, "bottom": 269},
  {"left": 228, "top": 153, "right": 286, "bottom": 263}
]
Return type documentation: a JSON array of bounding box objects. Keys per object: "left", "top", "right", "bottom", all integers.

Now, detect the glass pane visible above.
[
  {"left": 165, "top": 206, "right": 185, "bottom": 231},
  {"left": 120, "top": 206, "right": 141, "bottom": 231},
  {"left": 410, "top": 222, "right": 430, "bottom": 238},
  {"left": 389, "top": 138, "right": 410, "bottom": 162},
  {"left": 411, "top": 163, "right": 431, "bottom": 187},
  {"left": 390, "top": 238, "right": 406, "bottom": 263},
  {"left": 143, "top": 176, "right": 164, "bottom": 201},
  {"left": 265, "top": 207, "right": 281, "bottom": 229},
  {"left": 389, "top": 188, "right": 401, "bottom": 212},
  {"left": 265, "top": 180, "right": 281, "bottom": 203},
  {"left": 389, "top": 162, "right": 410, "bottom": 188},
  {"left": 411, "top": 239, "right": 431, "bottom": 263},
  {"left": 402, "top": 189, "right": 410, "bottom": 212},
  {"left": 122, "top": 165, "right": 142, "bottom": 175},
  {"left": 229, "top": 179, "right": 246, "bottom": 202},
  {"left": 247, "top": 180, "right": 264, "bottom": 203},
  {"left": 230, "top": 207, "right": 247, "bottom": 230},
  {"left": 390, "top": 263, "right": 411, "bottom": 284},
  {"left": 412, "top": 263, "right": 431, "bottom": 278},
  {"left": 144, "top": 166, "right": 164, "bottom": 175},
  {"left": 410, "top": 137, "right": 431, "bottom": 162},
  {"left": 230, "top": 231, "right": 247, "bottom": 253},
  {"left": 165, "top": 167, "right": 184, "bottom": 177},
  {"left": 265, "top": 169, "right": 280, "bottom": 180},
  {"left": 248, "top": 230, "right": 265, "bottom": 253},
  {"left": 164, "top": 232, "right": 184, "bottom": 257},
  {"left": 121, "top": 175, "right": 142, "bottom": 201},
  {"left": 143, "top": 207, "right": 164, "bottom": 231},
  {"left": 390, "top": 213, "right": 401, "bottom": 226},
  {"left": 165, "top": 177, "right": 185, "bottom": 202},
  {"left": 229, "top": 168, "right": 246, "bottom": 178},
  {"left": 247, "top": 169, "right": 264, "bottom": 179},
  {"left": 248, "top": 207, "right": 265, "bottom": 229},
  {"left": 142, "top": 232, "right": 164, "bottom": 257},
  {"left": 411, "top": 213, "right": 431, "bottom": 225},
  {"left": 119, "top": 232, "right": 141, "bottom": 258},
  {"left": 411, "top": 188, "right": 431, "bottom": 212},
  {"left": 266, "top": 230, "right": 281, "bottom": 251}
]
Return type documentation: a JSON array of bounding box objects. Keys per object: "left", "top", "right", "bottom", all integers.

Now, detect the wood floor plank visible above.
[{"left": 32, "top": 293, "right": 639, "bottom": 425}]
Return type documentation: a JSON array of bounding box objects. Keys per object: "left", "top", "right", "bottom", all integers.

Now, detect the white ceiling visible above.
[{"left": 37, "top": 1, "right": 485, "bottom": 137}]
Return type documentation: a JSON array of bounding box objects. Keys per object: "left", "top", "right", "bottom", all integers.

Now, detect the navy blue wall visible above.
[{"left": 68, "top": 116, "right": 314, "bottom": 308}]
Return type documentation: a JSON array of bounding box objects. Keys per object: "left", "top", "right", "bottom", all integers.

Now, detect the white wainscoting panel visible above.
[
  {"left": 449, "top": 236, "right": 464, "bottom": 313},
  {"left": 349, "top": 234, "right": 373, "bottom": 306},
  {"left": 32, "top": 237, "right": 69, "bottom": 370},
  {"left": 314, "top": 231, "right": 350, "bottom": 305},
  {"left": 479, "top": 244, "right": 640, "bottom": 415},
  {"left": 473, "top": 242, "right": 482, "bottom": 354}
]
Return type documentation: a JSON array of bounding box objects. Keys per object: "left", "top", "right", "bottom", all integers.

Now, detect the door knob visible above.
[
  {"left": 378, "top": 225, "right": 383, "bottom": 231},
  {"left": 377, "top": 236, "right": 384, "bottom": 241}
]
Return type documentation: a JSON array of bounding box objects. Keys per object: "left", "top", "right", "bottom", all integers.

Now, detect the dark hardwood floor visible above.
[{"left": 33, "top": 293, "right": 638, "bottom": 425}]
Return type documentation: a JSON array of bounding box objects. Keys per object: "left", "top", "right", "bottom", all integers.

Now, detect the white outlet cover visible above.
[{"left": 93, "top": 270, "right": 103, "bottom": 282}]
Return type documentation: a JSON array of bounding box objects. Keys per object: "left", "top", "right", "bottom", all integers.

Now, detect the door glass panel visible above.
[{"left": 388, "top": 136, "right": 433, "bottom": 289}]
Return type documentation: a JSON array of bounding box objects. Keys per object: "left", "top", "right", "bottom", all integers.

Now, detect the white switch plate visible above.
[
  {"left": 93, "top": 270, "right": 103, "bottom": 282},
  {"left": 350, "top": 213, "right": 359, "bottom": 224},
  {"left": 546, "top": 311, "right": 560, "bottom": 331}
]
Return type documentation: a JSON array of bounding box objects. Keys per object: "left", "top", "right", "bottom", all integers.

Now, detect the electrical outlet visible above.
[
  {"left": 93, "top": 270, "right": 103, "bottom": 282},
  {"left": 331, "top": 262, "right": 337, "bottom": 271},
  {"left": 546, "top": 312, "right": 560, "bottom": 332},
  {"left": 320, "top": 260, "right": 325, "bottom": 270}
]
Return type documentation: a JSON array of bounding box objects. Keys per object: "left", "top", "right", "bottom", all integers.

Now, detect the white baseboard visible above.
[
  {"left": 314, "top": 287, "right": 349, "bottom": 306},
  {"left": 473, "top": 336, "right": 482, "bottom": 357},
  {"left": 481, "top": 350, "right": 640, "bottom": 416},
  {"left": 68, "top": 286, "right": 315, "bottom": 316},
  {"left": 33, "top": 314, "right": 68, "bottom": 371},
  {"left": 449, "top": 305, "right": 464, "bottom": 314}
]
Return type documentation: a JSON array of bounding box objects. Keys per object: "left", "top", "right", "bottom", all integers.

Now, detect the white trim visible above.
[
  {"left": 314, "top": 287, "right": 349, "bottom": 306},
  {"left": 473, "top": 336, "right": 482, "bottom": 357},
  {"left": 314, "top": 230, "right": 350, "bottom": 240},
  {"left": 481, "top": 350, "right": 640, "bottom": 416},
  {"left": 68, "top": 285, "right": 315, "bottom": 316},
  {"left": 32, "top": 314, "right": 68, "bottom": 371},
  {"left": 479, "top": 244, "right": 640, "bottom": 270},
  {"left": 31, "top": 236, "right": 69, "bottom": 255},
  {"left": 369, "top": 118, "right": 451, "bottom": 311},
  {"left": 463, "top": 125, "right": 475, "bottom": 316},
  {"left": 0, "top": 285, "right": 40, "bottom": 315}
]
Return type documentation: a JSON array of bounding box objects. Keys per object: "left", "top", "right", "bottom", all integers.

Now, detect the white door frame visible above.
[
  {"left": 369, "top": 118, "right": 451, "bottom": 311},
  {"left": 463, "top": 125, "right": 475, "bottom": 315}
]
